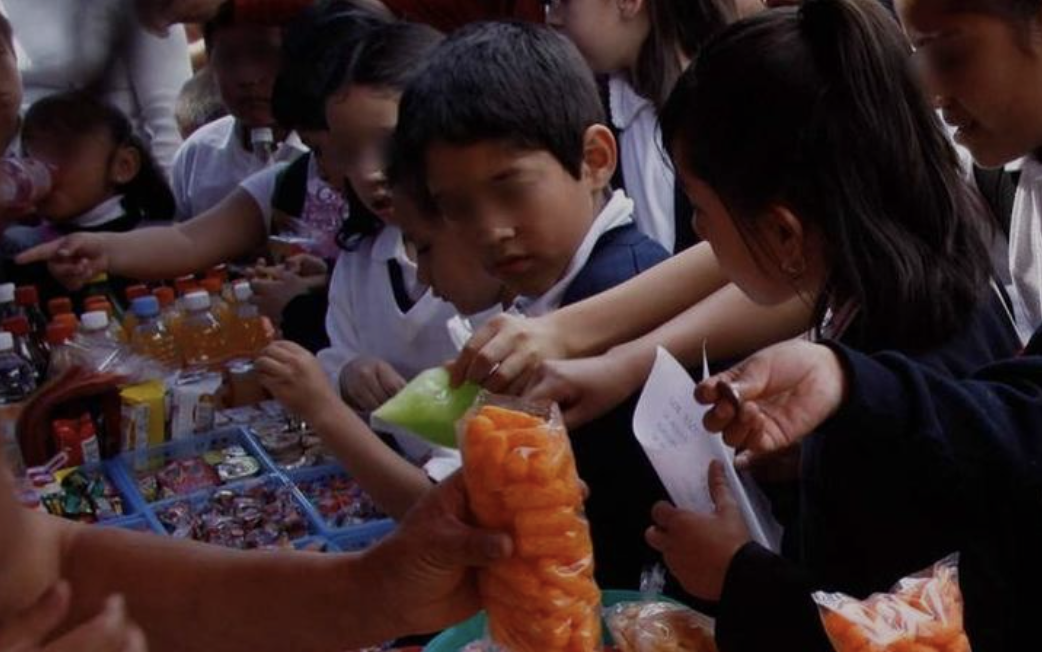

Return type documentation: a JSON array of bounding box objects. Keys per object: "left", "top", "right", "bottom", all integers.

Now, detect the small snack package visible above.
[
  {"left": 458, "top": 394, "right": 601, "bottom": 652},
  {"left": 170, "top": 372, "right": 223, "bottom": 440},
  {"left": 605, "top": 602, "right": 717, "bottom": 652},
  {"left": 120, "top": 380, "right": 167, "bottom": 451},
  {"left": 814, "top": 555, "right": 971, "bottom": 652},
  {"left": 372, "top": 367, "right": 480, "bottom": 448}
]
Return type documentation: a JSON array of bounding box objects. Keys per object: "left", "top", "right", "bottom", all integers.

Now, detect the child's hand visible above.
[
  {"left": 645, "top": 461, "right": 752, "bottom": 601},
  {"left": 283, "top": 254, "right": 328, "bottom": 278},
  {"left": 16, "top": 233, "right": 110, "bottom": 291},
  {"left": 524, "top": 353, "right": 642, "bottom": 428},
  {"left": 450, "top": 313, "right": 565, "bottom": 393},
  {"left": 0, "top": 582, "right": 148, "bottom": 652},
  {"left": 255, "top": 340, "right": 339, "bottom": 420},
  {"left": 249, "top": 266, "right": 326, "bottom": 326},
  {"left": 339, "top": 356, "right": 407, "bottom": 413}
]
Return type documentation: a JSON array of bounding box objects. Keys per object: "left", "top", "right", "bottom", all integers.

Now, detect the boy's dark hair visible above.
[
  {"left": 634, "top": 0, "right": 736, "bottom": 108},
  {"left": 661, "top": 0, "right": 991, "bottom": 351},
  {"left": 393, "top": 21, "right": 605, "bottom": 212},
  {"left": 202, "top": 2, "right": 238, "bottom": 52},
  {"left": 22, "top": 91, "right": 175, "bottom": 223},
  {"left": 272, "top": 1, "right": 391, "bottom": 132},
  {"left": 0, "top": 13, "right": 13, "bottom": 53}
]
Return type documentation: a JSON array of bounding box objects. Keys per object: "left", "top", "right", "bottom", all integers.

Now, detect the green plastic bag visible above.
[{"left": 371, "top": 367, "right": 480, "bottom": 449}]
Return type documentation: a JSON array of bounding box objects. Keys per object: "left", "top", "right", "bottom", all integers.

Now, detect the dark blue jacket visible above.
[{"left": 717, "top": 321, "right": 1041, "bottom": 652}]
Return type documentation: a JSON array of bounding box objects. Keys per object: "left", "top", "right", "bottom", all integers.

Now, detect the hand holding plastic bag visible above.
[{"left": 372, "top": 367, "right": 480, "bottom": 448}]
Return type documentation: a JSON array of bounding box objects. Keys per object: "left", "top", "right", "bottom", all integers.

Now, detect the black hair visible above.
[
  {"left": 660, "top": 0, "right": 991, "bottom": 350},
  {"left": 324, "top": 20, "right": 443, "bottom": 250},
  {"left": 202, "top": 2, "right": 238, "bottom": 52},
  {"left": 272, "top": 1, "right": 391, "bottom": 131},
  {"left": 0, "top": 13, "right": 13, "bottom": 53},
  {"left": 22, "top": 91, "right": 175, "bottom": 223},
  {"left": 949, "top": 0, "right": 1042, "bottom": 21},
  {"left": 393, "top": 21, "right": 605, "bottom": 212},
  {"left": 633, "top": 0, "right": 737, "bottom": 108}
]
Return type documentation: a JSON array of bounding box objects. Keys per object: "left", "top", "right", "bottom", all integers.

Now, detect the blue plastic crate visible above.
[
  {"left": 37, "top": 461, "right": 141, "bottom": 524},
  {"left": 286, "top": 464, "right": 396, "bottom": 539},
  {"left": 99, "top": 514, "right": 165, "bottom": 535},
  {"left": 149, "top": 475, "right": 319, "bottom": 549},
  {"left": 292, "top": 536, "right": 338, "bottom": 553},
  {"left": 116, "top": 427, "right": 274, "bottom": 504},
  {"left": 329, "top": 522, "right": 395, "bottom": 553}
]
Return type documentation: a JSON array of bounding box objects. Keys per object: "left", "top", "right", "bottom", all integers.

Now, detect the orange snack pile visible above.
[
  {"left": 461, "top": 403, "right": 602, "bottom": 652},
  {"left": 815, "top": 556, "right": 970, "bottom": 652}
]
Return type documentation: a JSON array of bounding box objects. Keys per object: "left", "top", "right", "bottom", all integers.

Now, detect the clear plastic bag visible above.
[
  {"left": 605, "top": 601, "right": 717, "bottom": 652},
  {"left": 459, "top": 394, "right": 601, "bottom": 652},
  {"left": 813, "top": 554, "right": 970, "bottom": 652},
  {"left": 371, "top": 367, "right": 480, "bottom": 448}
]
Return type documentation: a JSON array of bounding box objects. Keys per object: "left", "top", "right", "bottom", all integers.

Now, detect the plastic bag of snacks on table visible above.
[
  {"left": 604, "top": 601, "right": 717, "bottom": 652},
  {"left": 814, "top": 555, "right": 970, "bottom": 652},
  {"left": 459, "top": 394, "right": 601, "bottom": 652}
]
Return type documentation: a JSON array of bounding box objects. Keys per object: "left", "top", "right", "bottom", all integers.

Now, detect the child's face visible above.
[
  {"left": 425, "top": 135, "right": 609, "bottom": 298},
  {"left": 394, "top": 192, "right": 507, "bottom": 315},
  {"left": 899, "top": 0, "right": 1042, "bottom": 167},
  {"left": 209, "top": 25, "right": 283, "bottom": 129},
  {"left": 324, "top": 86, "right": 398, "bottom": 222},
  {"left": 545, "top": 0, "right": 649, "bottom": 73},
  {"left": 0, "top": 31, "right": 21, "bottom": 153},
  {"left": 24, "top": 131, "right": 136, "bottom": 222}
]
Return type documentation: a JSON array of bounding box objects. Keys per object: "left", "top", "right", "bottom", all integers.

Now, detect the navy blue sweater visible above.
[{"left": 717, "top": 319, "right": 1039, "bottom": 652}]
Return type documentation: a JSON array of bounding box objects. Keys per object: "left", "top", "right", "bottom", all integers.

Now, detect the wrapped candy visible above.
[
  {"left": 39, "top": 468, "right": 125, "bottom": 523},
  {"left": 459, "top": 396, "right": 601, "bottom": 652},
  {"left": 814, "top": 555, "right": 971, "bottom": 652},
  {"left": 136, "top": 446, "right": 261, "bottom": 502},
  {"left": 605, "top": 602, "right": 717, "bottom": 652},
  {"left": 297, "top": 474, "right": 386, "bottom": 528}
]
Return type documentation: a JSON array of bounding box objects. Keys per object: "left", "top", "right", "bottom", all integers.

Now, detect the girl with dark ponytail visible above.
[{"left": 648, "top": 1, "right": 1021, "bottom": 649}]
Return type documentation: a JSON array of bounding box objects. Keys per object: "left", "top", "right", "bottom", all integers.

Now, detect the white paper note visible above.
[{"left": 633, "top": 347, "right": 782, "bottom": 551}]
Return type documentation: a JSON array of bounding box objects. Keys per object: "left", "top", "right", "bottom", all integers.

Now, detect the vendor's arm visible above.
[{"left": 16, "top": 189, "right": 268, "bottom": 289}]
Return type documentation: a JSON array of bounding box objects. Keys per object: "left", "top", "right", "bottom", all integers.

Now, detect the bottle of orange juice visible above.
[
  {"left": 122, "top": 284, "right": 150, "bottom": 337},
  {"left": 153, "top": 286, "right": 183, "bottom": 339},
  {"left": 178, "top": 291, "right": 228, "bottom": 369},
  {"left": 229, "top": 282, "right": 270, "bottom": 357},
  {"left": 129, "top": 296, "right": 181, "bottom": 369},
  {"left": 199, "top": 277, "right": 234, "bottom": 330}
]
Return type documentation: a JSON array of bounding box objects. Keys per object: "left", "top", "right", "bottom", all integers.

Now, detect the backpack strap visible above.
[
  {"left": 973, "top": 165, "right": 1019, "bottom": 239},
  {"left": 271, "top": 152, "right": 311, "bottom": 219}
]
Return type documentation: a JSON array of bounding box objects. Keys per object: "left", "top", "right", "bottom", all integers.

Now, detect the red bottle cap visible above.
[
  {"left": 46, "top": 322, "right": 74, "bottom": 346},
  {"left": 53, "top": 313, "right": 78, "bottom": 329},
  {"left": 15, "top": 285, "right": 39, "bottom": 306},
  {"left": 2, "top": 315, "right": 30, "bottom": 336},
  {"left": 200, "top": 277, "right": 222, "bottom": 295},
  {"left": 153, "top": 286, "right": 175, "bottom": 308},
  {"left": 47, "top": 297, "right": 73, "bottom": 317},
  {"left": 125, "top": 284, "right": 150, "bottom": 302},
  {"left": 174, "top": 275, "right": 197, "bottom": 295}
]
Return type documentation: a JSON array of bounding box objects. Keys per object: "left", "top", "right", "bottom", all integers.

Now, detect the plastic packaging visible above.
[
  {"left": 0, "top": 331, "right": 37, "bottom": 404},
  {"left": 229, "top": 282, "right": 270, "bottom": 357},
  {"left": 179, "top": 291, "right": 229, "bottom": 368},
  {"left": 16, "top": 286, "right": 49, "bottom": 341},
  {"left": 120, "top": 380, "right": 168, "bottom": 452},
  {"left": 605, "top": 602, "right": 717, "bottom": 652},
  {"left": 371, "top": 367, "right": 480, "bottom": 448},
  {"left": 153, "top": 286, "right": 183, "bottom": 339},
  {"left": 122, "top": 284, "right": 151, "bottom": 335},
  {"left": 129, "top": 296, "right": 181, "bottom": 369},
  {"left": 3, "top": 315, "right": 47, "bottom": 380},
  {"left": 459, "top": 395, "right": 601, "bottom": 652},
  {"left": 82, "top": 274, "right": 125, "bottom": 322},
  {"left": 0, "top": 157, "right": 52, "bottom": 210},
  {"left": 170, "top": 371, "right": 223, "bottom": 439},
  {"left": 814, "top": 554, "right": 970, "bottom": 652},
  {"left": 45, "top": 322, "right": 77, "bottom": 380},
  {"left": 200, "top": 277, "right": 234, "bottom": 329}
]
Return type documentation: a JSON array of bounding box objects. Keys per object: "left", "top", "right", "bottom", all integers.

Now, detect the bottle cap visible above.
[
  {"left": 81, "top": 311, "right": 109, "bottom": 331},
  {"left": 174, "top": 275, "right": 197, "bottom": 295},
  {"left": 0, "top": 331, "right": 12, "bottom": 351},
  {"left": 0, "top": 283, "right": 14, "bottom": 303},
  {"left": 153, "top": 286, "right": 175, "bottom": 308},
  {"left": 46, "top": 322, "right": 73, "bottom": 346},
  {"left": 126, "top": 284, "right": 150, "bottom": 302},
  {"left": 2, "top": 315, "right": 29, "bottom": 336},
  {"left": 250, "top": 127, "right": 275, "bottom": 148},
  {"left": 200, "top": 277, "right": 223, "bottom": 295},
  {"left": 47, "top": 297, "right": 73, "bottom": 317},
  {"left": 53, "top": 313, "right": 78, "bottom": 329},
  {"left": 132, "top": 296, "right": 161, "bottom": 318},
  {"left": 233, "top": 282, "right": 253, "bottom": 302},
  {"left": 15, "top": 285, "right": 39, "bottom": 306},
  {"left": 184, "top": 291, "right": 211, "bottom": 312}
]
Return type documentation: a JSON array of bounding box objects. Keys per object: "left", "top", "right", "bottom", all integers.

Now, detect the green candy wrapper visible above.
[{"left": 371, "top": 367, "right": 480, "bottom": 449}]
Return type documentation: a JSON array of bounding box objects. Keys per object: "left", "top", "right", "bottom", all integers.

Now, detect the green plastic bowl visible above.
[{"left": 424, "top": 589, "right": 677, "bottom": 651}]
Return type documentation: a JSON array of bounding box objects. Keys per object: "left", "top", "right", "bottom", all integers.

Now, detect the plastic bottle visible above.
[
  {"left": 0, "top": 283, "right": 16, "bottom": 321},
  {"left": 15, "top": 285, "right": 48, "bottom": 335},
  {"left": 122, "top": 284, "right": 150, "bottom": 336},
  {"left": 52, "top": 313, "right": 79, "bottom": 330},
  {"left": 46, "top": 322, "right": 77, "bottom": 380},
  {"left": 82, "top": 274, "right": 124, "bottom": 321},
  {"left": 129, "top": 296, "right": 181, "bottom": 369},
  {"left": 77, "top": 311, "right": 120, "bottom": 347},
  {"left": 2, "top": 316, "right": 47, "bottom": 381},
  {"left": 0, "top": 158, "right": 52, "bottom": 211},
  {"left": 230, "top": 282, "right": 271, "bottom": 357},
  {"left": 85, "top": 300, "right": 127, "bottom": 343},
  {"left": 200, "top": 277, "right": 234, "bottom": 329},
  {"left": 0, "top": 331, "right": 37, "bottom": 404},
  {"left": 47, "top": 297, "right": 74, "bottom": 321},
  {"left": 179, "top": 291, "right": 228, "bottom": 368},
  {"left": 153, "top": 286, "right": 183, "bottom": 338},
  {"left": 251, "top": 127, "right": 276, "bottom": 165}
]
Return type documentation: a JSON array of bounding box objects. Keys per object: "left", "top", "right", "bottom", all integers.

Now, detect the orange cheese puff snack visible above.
[
  {"left": 605, "top": 601, "right": 718, "bottom": 652},
  {"left": 459, "top": 395, "right": 601, "bottom": 652},
  {"left": 814, "top": 555, "right": 971, "bottom": 652}
]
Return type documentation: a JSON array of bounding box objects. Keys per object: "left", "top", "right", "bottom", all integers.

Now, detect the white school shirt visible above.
[
  {"left": 317, "top": 225, "right": 460, "bottom": 388},
  {"left": 513, "top": 189, "right": 636, "bottom": 317},
  {"left": 1005, "top": 157, "right": 1042, "bottom": 340},
  {"left": 609, "top": 76, "right": 677, "bottom": 253},
  {"left": 7, "top": 0, "right": 191, "bottom": 175},
  {"left": 171, "top": 116, "right": 308, "bottom": 220},
  {"left": 71, "top": 195, "right": 126, "bottom": 229}
]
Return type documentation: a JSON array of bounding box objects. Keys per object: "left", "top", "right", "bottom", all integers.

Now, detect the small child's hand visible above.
[
  {"left": 16, "top": 233, "right": 110, "bottom": 291},
  {"left": 283, "top": 253, "right": 328, "bottom": 278},
  {"left": 645, "top": 461, "right": 752, "bottom": 601},
  {"left": 255, "top": 340, "right": 339, "bottom": 420},
  {"left": 339, "top": 356, "right": 407, "bottom": 413}
]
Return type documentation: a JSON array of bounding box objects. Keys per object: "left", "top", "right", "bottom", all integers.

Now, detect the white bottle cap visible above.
[
  {"left": 81, "top": 311, "right": 109, "bottom": 331},
  {"left": 0, "top": 283, "right": 14, "bottom": 303},
  {"left": 233, "top": 282, "right": 253, "bottom": 301},
  {"left": 250, "top": 127, "right": 274, "bottom": 148},
  {"left": 184, "top": 291, "right": 211, "bottom": 312},
  {"left": 0, "top": 331, "right": 12, "bottom": 351}
]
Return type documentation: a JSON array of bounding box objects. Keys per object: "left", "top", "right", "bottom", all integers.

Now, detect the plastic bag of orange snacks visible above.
[
  {"left": 605, "top": 601, "right": 718, "bottom": 652},
  {"left": 459, "top": 395, "right": 602, "bottom": 652},
  {"left": 813, "top": 555, "right": 970, "bottom": 652}
]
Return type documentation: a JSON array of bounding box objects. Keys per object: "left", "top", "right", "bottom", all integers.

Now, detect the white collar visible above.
[
  {"left": 514, "top": 190, "right": 635, "bottom": 317},
  {"left": 371, "top": 225, "right": 412, "bottom": 266},
  {"left": 71, "top": 195, "right": 125, "bottom": 228},
  {"left": 609, "top": 75, "right": 654, "bottom": 132}
]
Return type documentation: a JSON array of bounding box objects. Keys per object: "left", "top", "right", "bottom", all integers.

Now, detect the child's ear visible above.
[
  {"left": 108, "top": 145, "right": 141, "bottom": 186},
  {"left": 761, "top": 206, "right": 810, "bottom": 280},
  {"left": 581, "top": 125, "right": 617, "bottom": 193},
  {"left": 617, "top": 0, "right": 646, "bottom": 20}
]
